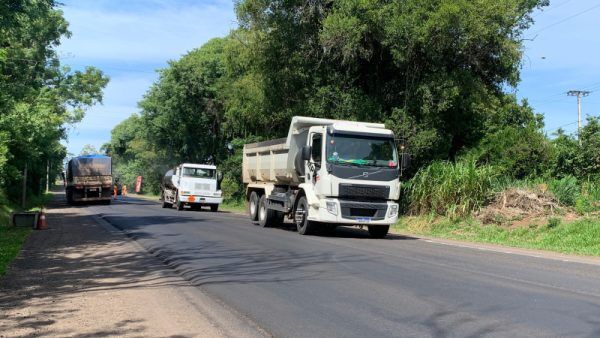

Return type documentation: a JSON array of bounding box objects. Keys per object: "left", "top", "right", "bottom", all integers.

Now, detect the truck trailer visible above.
[
  {"left": 65, "top": 155, "right": 113, "bottom": 204},
  {"left": 243, "top": 116, "right": 408, "bottom": 238},
  {"left": 160, "top": 163, "right": 223, "bottom": 211}
]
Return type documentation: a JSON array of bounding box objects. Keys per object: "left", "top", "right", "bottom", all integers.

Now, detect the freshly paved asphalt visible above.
[{"left": 87, "top": 197, "right": 600, "bottom": 337}]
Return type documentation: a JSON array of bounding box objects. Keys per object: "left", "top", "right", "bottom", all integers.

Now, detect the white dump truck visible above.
[
  {"left": 243, "top": 116, "right": 409, "bottom": 237},
  {"left": 160, "top": 163, "right": 223, "bottom": 211}
]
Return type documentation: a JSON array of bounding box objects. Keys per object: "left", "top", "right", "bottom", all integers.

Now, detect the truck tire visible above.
[
  {"left": 66, "top": 190, "right": 73, "bottom": 205},
  {"left": 176, "top": 200, "right": 184, "bottom": 211},
  {"left": 368, "top": 225, "right": 390, "bottom": 238},
  {"left": 248, "top": 191, "right": 259, "bottom": 221},
  {"left": 295, "top": 196, "right": 316, "bottom": 235},
  {"left": 210, "top": 204, "right": 219, "bottom": 212},
  {"left": 258, "top": 195, "right": 283, "bottom": 227},
  {"left": 161, "top": 191, "right": 172, "bottom": 208}
]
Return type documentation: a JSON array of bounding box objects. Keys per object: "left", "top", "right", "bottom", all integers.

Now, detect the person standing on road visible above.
[{"left": 122, "top": 185, "right": 127, "bottom": 199}]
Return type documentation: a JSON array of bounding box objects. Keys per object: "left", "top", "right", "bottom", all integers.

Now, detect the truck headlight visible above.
[
  {"left": 389, "top": 204, "right": 399, "bottom": 218},
  {"left": 214, "top": 190, "right": 222, "bottom": 197},
  {"left": 326, "top": 201, "right": 337, "bottom": 216}
]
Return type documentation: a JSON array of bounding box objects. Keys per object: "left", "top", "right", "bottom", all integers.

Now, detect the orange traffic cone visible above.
[{"left": 37, "top": 209, "right": 48, "bottom": 230}]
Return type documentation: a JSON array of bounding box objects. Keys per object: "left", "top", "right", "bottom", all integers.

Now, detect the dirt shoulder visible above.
[{"left": 0, "top": 193, "right": 265, "bottom": 338}]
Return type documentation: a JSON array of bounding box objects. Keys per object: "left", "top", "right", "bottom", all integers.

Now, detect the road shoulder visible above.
[
  {"left": 391, "top": 230, "right": 600, "bottom": 266},
  {"left": 0, "top": 194, "right": 265, "bottom": 337}
]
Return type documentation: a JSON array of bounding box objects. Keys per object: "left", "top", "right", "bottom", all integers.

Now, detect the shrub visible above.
[
  {"left": 466, "top": 126, "right": 553, "bottom": 179},
  {"left": 548, "top": 175, "right": 579, "bottom": 206},
  {"left": 408, "top": 161, "right": 497, "bottom": 217},
  {"left": 221, "top": 175, "right": 241, "bottom": 201},
  {"left": 546, "top": 217, "right": 561, "bottom": 229},
  {"left": 550, "top": 117, "right": 600, "bottom": 179}
]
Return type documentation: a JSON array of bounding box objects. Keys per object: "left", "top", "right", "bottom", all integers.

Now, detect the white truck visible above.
[
  {"left": 160, "top": 163, "right": 223, "bottom": 211},
  {"left": 243, "top": 116, "right": 408, "bottom": 238}
]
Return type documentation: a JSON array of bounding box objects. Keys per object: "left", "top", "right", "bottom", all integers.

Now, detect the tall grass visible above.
[{"left": 408, "top": 161, "right": 497, "bottom": 217}]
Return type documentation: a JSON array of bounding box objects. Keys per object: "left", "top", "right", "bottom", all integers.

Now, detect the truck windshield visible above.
[
  {"left": 327, "top": 134, "right": 398, "bottom": 168},
  {"left": 182, "top": 167, "right": 215, "bottom": 179}
]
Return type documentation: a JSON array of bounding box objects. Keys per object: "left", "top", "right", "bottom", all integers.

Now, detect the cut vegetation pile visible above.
[{"left": 477, "top": 188, "right": 560, "bottom": 225}]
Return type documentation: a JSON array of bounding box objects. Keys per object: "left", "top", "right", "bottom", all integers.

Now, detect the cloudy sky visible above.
[
  {"left": 58, "top": 0, "right": 237, "bottom": 155},
  {"left": 58, "top": 0, "right": 600, "bottom": 155}
]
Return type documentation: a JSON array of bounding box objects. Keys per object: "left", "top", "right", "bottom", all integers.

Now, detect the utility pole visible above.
[
  {"left": 567, "top": 90, "right": 591, "bottom": 144},
  {"left": 46, "top": 159, "right": 50, "bottom": 193},
  {"left": 21, "top": 163, "right": 27, "bottom": 209}
]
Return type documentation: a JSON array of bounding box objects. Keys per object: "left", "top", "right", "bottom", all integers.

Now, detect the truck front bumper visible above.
[
  {"left": 178, "top": 195, "right": 223, "bottom": 205},
  {"left": 308, "top": 199, "right": 398, "bottom": 226}
]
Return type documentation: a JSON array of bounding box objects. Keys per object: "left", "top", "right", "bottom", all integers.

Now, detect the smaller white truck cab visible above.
[{"left": 160, "top": 163, "right": 223, "bottom": 211}]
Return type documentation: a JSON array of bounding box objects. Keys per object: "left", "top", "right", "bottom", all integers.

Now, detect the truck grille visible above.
[
  {"left": 194, "top": 183, "right": 210, "bottom": 192},
  {"left": 338, "top": 184, "right": 390, "bottom": 200},
  {"left": 340, "top": 201, "right": 388, "bottom": 220}
]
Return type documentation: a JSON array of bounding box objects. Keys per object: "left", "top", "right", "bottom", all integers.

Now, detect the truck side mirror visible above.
[
  {"left": 400, "top": 153, "right": 411, "bottom": 173},
  {"left": 301, "top": 146, "right": 311, "bottom": 161}
]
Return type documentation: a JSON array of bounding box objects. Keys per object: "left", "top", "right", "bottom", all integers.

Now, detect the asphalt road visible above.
[{"left": 87, "top": 197, "right": 600, "bottom": 337}]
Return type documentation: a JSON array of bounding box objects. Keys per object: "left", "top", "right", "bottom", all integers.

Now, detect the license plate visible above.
[
  {"left": 357, "top": 217, "right": 371, "bottom": 223},
  {"left": 88, "top": 188, "right": 98, "bottom": 192}
]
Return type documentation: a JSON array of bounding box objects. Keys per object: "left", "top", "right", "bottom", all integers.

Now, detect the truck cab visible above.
[
  {"left": 303, "top": 124, "right": 400, "bottom": 227},
  {"left": 243, "top": 116, "right": 407, "bottom": 238},
  {"left": 161, "top": 163, "right": 223, "bottom": 211}
]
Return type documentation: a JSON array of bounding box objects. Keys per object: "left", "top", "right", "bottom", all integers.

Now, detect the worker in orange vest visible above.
[
  {"left": 122, "top": 185, "right": 127, "bottom": 198},
  {"left": 113, "top": 185, "right": 117, "bottom": 199}
]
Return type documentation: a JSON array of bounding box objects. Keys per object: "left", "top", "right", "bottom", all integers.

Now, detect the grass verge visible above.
[
  {"left": 392, "top": 216, "right": 600, "bottom": 257},
  {"left": 0, "top": 193, "right": 46, "bottom": 277},
  {"left": 220, "top": 199, "right": 246, "bottom": 214},
  {"left": 0, "top": 224, "right": 31, "bottom": 276},
  {"left": 1, "top": 191, "right": 53, "bottom": 277}
]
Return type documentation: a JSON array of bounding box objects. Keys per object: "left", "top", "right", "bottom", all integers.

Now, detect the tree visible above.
[
  {"left": 80, "top": 144, "right": 99, "bottom": 155},
  {"left": 551, "top": 117, "right": 600, "bottom": 179},
  {"left": 0, "top": 0, "right": 108, "bottom": 203},
  {"left": 235, "top": 0, "right": 549, "bottom": 169}
]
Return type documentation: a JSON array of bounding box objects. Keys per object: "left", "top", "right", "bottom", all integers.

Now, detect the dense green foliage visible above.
[
  {"left": 106, "top": 0, "right": 568, "bottom": 198},
  {"left": 408, "top": 161, "right": 497, "bottom": 217},
  {"left": 1, "top": 0, "right": 108, "bottom": 207},
  {"left": 0, "top": 223, "right": 30, "bottom": 276}
]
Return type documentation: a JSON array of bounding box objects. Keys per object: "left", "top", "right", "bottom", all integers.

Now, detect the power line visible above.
[
  {"left": 528, "top": 79, "right": 600, "bottom": 103},
  {"left": 546, "top": 120, "right": 578, "bottom": 133},
  {"left": 532, "top": 0, "right": 574, "bottom": 18},
  {"left": 530, "top": 3, "right": 600, "bottom": 35}
]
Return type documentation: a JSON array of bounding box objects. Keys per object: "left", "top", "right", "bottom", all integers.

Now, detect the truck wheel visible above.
[
  {"left": 177, "top": 200, "right": 184, "bottom": 211},
  {"left": 258, "top": 195, "right": 282, "bottom": 227},
  {"left": 210, "top": 204, "right": 219, "bottom": 212},
  {"left": 161, "top": 191, "right": 172, "bottom": 208},
  {"left": 295, "top": 196, "right": 316, "bottom": 235},
  {"left": 368, "top": 225, "right": 390, "bottom": 238},
  {"left": 66, "top": 190, "right": 73, "bottom": 205},
  {"left": 248, "top": 191, "right": 259, "bottom": 221}
]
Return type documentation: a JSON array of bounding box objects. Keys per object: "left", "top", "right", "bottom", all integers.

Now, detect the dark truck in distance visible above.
[{"left": 65, "top": 155, "right": 113, "bottom": 204}]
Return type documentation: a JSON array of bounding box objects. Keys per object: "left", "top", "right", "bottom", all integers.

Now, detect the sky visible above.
[{"left": 58, "top": 0, "right": 600, "bottom": 156}]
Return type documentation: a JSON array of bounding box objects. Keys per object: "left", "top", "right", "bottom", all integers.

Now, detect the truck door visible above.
[{"left": 308, "top": 131, "right": 327, "bottom": 196}]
